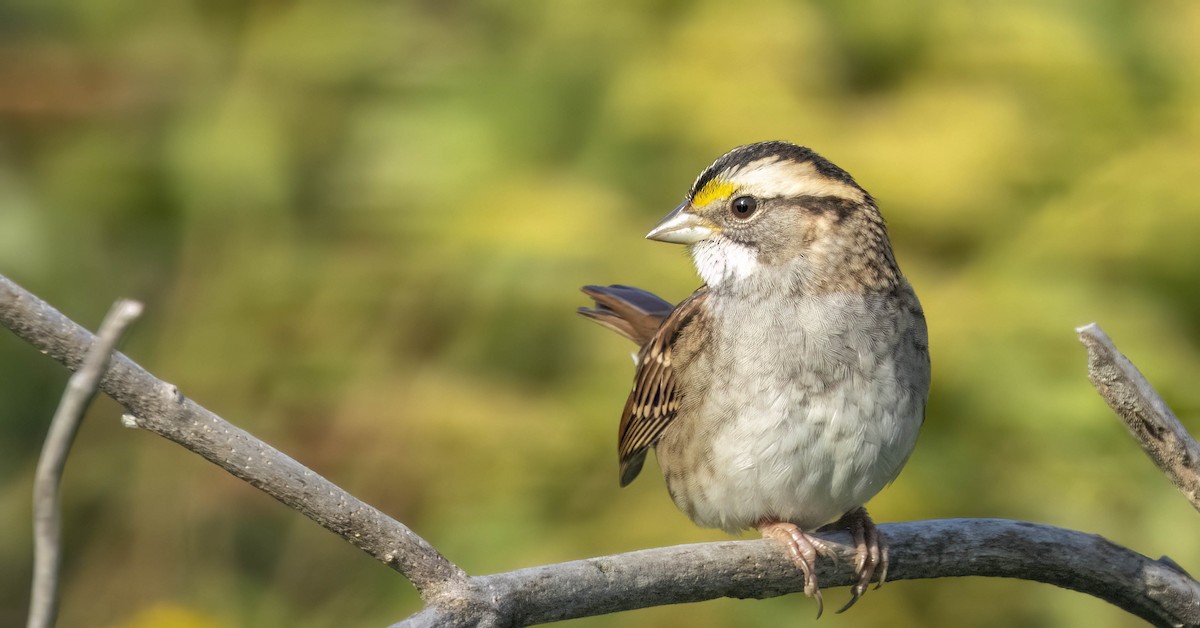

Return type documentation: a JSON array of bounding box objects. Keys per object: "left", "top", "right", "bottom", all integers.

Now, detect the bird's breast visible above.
[{"left": 656, "top": 289, "right": 928, "bottom": 533}]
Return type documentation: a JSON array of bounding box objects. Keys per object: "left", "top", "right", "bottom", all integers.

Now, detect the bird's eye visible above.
[{"left": 730, "top": 196, "right": 758, "bottom": 219}]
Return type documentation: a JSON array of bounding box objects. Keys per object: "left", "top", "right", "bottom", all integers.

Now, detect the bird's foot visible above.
[
  {"left": 757, "top": 519, "right": 838, "bottom": 618},
  {"left": 817, "top": 506, "right": 888, "bottom": 613}
]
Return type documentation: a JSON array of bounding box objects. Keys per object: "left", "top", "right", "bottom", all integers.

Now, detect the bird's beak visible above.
[{"left": 645, "top": 202, "right": 718, "bottom": 244}]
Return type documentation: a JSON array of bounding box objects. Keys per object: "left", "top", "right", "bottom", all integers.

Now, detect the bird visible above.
[{"left": 578, "top": 140, "right": 929, "bottom": 616}]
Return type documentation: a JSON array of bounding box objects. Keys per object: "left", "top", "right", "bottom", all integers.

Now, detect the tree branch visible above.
[
  {"left": 395, "top": 519, "right": 1200, "bottom": 627},
  {"left": 3, "top": 273, "right": 1199, "bottom": 627},
  {"left": 28, "top": 299, "right": 142, "bottom": 628},
  {"left": 0, "top": 274, "right": 467, "bottom": 603},
  {"left": 1077, "top": 323, "right": 1200, "bottom": 513}
]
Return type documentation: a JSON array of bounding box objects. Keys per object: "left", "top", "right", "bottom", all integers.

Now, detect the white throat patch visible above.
[{"left": 690, "top": 239, "right": 761, "bottom": 288}]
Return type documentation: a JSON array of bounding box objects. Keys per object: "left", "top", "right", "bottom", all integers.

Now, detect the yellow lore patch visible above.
[{"left": 691, "top": 179, "right": 736, "bottom": 208}]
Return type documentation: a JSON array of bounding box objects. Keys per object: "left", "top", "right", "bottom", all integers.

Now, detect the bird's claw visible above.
[
  {"left": 833, "top": 507, "right": 888, "bottom": 614},
  {"left": 761, "top": 509, "right": 889, "bottom": 616},
  {"left": 758, "top": 520, "right": 838, "bottom": 619}
]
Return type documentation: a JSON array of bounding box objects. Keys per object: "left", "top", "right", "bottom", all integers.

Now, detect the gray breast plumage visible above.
[{"left": 655, "top": 283, "right": 929, "bottom": 533}]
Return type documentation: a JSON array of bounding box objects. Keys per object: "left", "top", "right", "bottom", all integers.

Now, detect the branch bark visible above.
[
  {"left": 396, "top": 519, "right": 1200, "bottom": 627},
  {"left": 28, "top": 299, "right": 142, "bottom": 628},
  {"left": 1077, "top": 323, "right": 1200, "bottom": 513},
  {"left": 0, "top": 274, "right": 467, "bottom": 603},
  {"left": 3, "top": 272, "right": 1199, "bottom": 627}
]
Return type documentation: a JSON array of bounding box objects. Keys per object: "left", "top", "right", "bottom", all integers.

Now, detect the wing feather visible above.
[{"left": 617, "top": 287, "right": 709, "bottom": 486}]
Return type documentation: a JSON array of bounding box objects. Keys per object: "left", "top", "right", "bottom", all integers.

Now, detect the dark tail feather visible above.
[
  {"left": 619, "top": 449, "right": 648, "bottom": 487},
  {"left": 577, "top": 284, "right": 674, "bottom": 346}
]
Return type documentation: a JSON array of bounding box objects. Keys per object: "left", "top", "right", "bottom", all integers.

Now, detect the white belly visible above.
[{"left": 655, "top": 291, "right": 926, "bottom": 533}]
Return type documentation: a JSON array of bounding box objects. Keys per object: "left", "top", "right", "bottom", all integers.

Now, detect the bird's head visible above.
[{"left": 647, "top": 140, "right": 899, "bottom": 293}]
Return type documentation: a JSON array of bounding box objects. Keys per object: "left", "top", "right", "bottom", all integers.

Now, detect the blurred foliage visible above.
[{"left": 1, "top": 1, "right": 1199, "bottom": 626}]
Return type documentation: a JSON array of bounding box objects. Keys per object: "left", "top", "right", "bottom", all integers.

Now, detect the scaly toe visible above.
[
  {"left": 876, "top": 542, "right": 890, "bottom": 590},
  {"left": 859, "top": 509, "right": 888, "bottom": 591},
  {"left": 758, "top": 520, "right": 828, "bottom": 618},
  {"left": 830, "top": 507, "right": 890, "bottom": 613}
]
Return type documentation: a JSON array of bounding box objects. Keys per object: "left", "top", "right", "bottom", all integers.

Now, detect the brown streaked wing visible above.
[{"left": 617, "top": 287, "right": 709, "bottom": 486}]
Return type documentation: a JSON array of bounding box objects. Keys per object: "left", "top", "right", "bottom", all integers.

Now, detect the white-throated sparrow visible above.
[{"left": 580, "top": 140, "right": 929, "bottom": 615}]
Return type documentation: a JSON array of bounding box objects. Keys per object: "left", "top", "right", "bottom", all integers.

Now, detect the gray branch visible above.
[
  {"left": 3, "top": 272, "right": 1199, "bottom": 627},
  {"left": 28, "top": 299, "right": 142, "bottom": 628},
  {"left": 0, "top": 274, "right": 468, "bottom": 603},
  {"left": 395, "top": 519, "right": 1200, "bottom": 627},
  {"left": 1077, "top": 323, "right": 1200, "bottom": 513}
]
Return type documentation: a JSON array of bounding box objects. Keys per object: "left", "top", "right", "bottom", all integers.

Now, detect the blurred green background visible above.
[{"left": 2, "top": 1, "right": 1199, "bottom": 626}]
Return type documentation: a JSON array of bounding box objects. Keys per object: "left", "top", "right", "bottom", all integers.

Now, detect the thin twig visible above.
[
  {"left": 1077, "top": 323, "right": 1200, "bottom": 513},
  {"left": 0, "top": 274, "right": 468, "bottom": 602},
  {"left": 28, "top": 299, "right": 143, "bottom": 628}
]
